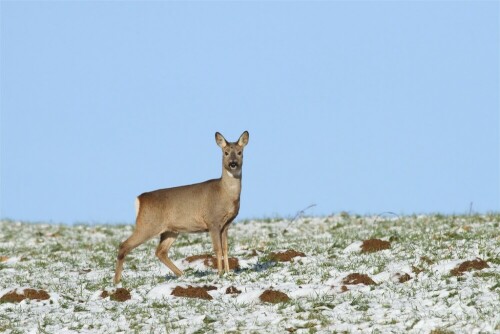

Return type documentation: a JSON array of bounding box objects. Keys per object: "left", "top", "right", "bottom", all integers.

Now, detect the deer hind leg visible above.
[
  {"left": 221, "top": 226, "right": 230, "bottom": 273},
  {"left": 156, "top": 232, "right": 183, "bottom": 277},
  {"left": 114, "top": 227, "right": 157, "bottom": 284},
  {"left": 209, "top": 228, "right": 224, "bottom": 276}
]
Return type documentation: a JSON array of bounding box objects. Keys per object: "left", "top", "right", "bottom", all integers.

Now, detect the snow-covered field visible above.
[{"left": 1, "top": 214, "right": 499, "bottom": 333}]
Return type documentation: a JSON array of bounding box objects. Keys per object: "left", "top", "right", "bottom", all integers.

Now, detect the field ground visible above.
[{"left": 0, "top": 214, "right": 499, "bottom": 333}]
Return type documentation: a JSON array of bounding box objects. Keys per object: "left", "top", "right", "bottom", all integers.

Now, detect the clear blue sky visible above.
[{"left": 1, "top": 1, "right": 499, "bottom": 224}]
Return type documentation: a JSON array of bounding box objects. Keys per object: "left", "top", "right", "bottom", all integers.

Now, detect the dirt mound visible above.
[
  {"left": 450, "top": 258, "right": 489, "bottom": 276},
  {"left": 185, "top": 254, "right": 212, "bottom": 262},
  {"left": 101, "top": 288, "right": 131, "bottom": 302},
  {"left": 259, "top": 290, "right": 290, "bottom": 303},
  {"left": 0, "top": 289, "right": 50, "bottom": 303},
  {"left": 171, "top": 285, "right": 213, "bottom": 300},
  {"left": 397, "top": 273, "right": 412, "bottom": 283},
  {"left": 342, "top": 273, "right": 376, "bottom": 285},
  {"left": 361, "top": 239, "right": 391, "bottom": 253},
  {"left": 226, "top": 286, "right": 241, "bottom": 294},
  {"left": 185, "top": 254, "right": 240, "bottom": 270},
  {"left": 268, "top": 249, "right": 305, "bottom": 262}
]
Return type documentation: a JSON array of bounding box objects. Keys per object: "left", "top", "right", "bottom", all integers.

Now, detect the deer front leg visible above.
[
  {"left": 209, "top": 228, "right": 223, "bottom": 276},
  {"left": 221, "top": 225, "right": 230, "bottom": 273}
]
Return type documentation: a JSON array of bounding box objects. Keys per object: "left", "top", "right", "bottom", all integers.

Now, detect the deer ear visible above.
[
  {"left": 238, "top": 131, "right": 249, "bottom": 147},
  {"left": 215, "top": 132, "right": 227, "bottom": 148}
]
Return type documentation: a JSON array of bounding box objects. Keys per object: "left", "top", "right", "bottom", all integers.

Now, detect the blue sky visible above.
[{"left": 1, "top": 1, "right": 499, "bottom": 224}]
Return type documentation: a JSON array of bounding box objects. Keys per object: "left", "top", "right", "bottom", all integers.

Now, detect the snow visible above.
[
  {"left": 343, "top": 241, "right": 363, "bottom": 253},
  {"left": 0, "top": 215, "right": 499, "bottom": 333},
  {"left": 432, "top": 259, "right": 464, "bottom": 274},
  {"left": 1, "top": 256, "right": 22, "bottom": 265}
]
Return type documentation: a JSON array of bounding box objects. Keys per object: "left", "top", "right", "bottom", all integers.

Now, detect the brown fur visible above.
[{"left": 113, "top": 131, "right": 249, "bottom": 284}]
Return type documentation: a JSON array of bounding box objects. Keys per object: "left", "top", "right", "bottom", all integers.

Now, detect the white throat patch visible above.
[{"left": 226, "top": 170, "right": 235, "bottom": 178}]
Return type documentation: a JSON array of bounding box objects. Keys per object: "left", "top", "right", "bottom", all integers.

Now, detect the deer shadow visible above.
[
  {"left": 236, "top": 260, "right": 276, "bottom": 274},
  {"left": 162, "top": 260, "right": 276, "bottom": 280}
]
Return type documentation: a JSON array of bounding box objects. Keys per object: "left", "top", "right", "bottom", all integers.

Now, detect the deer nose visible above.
[{"left": 229, "top": 162, "right": 238, "bottom": 169}]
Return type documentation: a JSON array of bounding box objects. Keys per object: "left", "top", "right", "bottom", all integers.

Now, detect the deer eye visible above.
[
  {"left": 225, "top": 152, "right": 229, "bottom": 156},
  {"left": 238, "top": 151, "right": 242, "bottom": 156}
]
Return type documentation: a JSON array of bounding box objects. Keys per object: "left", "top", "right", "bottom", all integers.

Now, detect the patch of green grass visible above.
[{"left": 430, "top": 329, "right": 454, "bottom": 334}]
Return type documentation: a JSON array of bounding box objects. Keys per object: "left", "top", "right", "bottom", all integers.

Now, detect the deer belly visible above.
[{"left": 169, "top": 219, "right": 208, "bottom": 233}]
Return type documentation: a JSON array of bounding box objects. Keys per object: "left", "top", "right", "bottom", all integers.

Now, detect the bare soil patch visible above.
[
  {"left": 342, "top": 273, "right": 376, "bottom": 285},
  {"left": 450, "top": 258, "right": 489, "bottom": 276},
  {"left": 0, "top": 289, "right": 50, "bottom": 303},
  {"left": 100, "top": 288, "right": 131, "bottom": 302},
  {"left": 185, "top": 254, "right": 240, "bottom": 270},
  {"left": 249, "top": 249, "right": 259, "bottom": 257},
  {"left": 397, "top": 273, "right": 412, "bottom": 283},
  {"left": 226, "top": 286, "right": 241, "bottom": 294},
  {"left": 0, "top": 256, "right": 9, "bottom": 262},
  {"left": 420, "top": 256, "right": 434, "bottom": 265},
  {"left": 268, "top": 249, "right": 305, "bottom": 262},
  {"left": 259, "top": 289, "right": 290, "bottom": 303},
  {"left": 171, "top": 285, "right": 213, "bottom": 300},
  {"left": 361, "top": 239, "right": 391, "bottom": 253},
  {"left": 412, "top": 266, "right": 424, "bottom": 275}
]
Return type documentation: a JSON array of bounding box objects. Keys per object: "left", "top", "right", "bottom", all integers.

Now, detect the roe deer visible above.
[{"left": 113, "top": 131, "right": 249, "bottom": 284}]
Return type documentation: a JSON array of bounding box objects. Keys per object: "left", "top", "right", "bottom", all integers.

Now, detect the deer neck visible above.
[{"left": 221, "top": 168, "right": 242, "bottom": 199}]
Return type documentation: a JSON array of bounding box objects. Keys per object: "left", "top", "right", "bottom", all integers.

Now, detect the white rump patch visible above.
[{"left": 135, "top": 197, "right": 140, "bottom": 219}]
